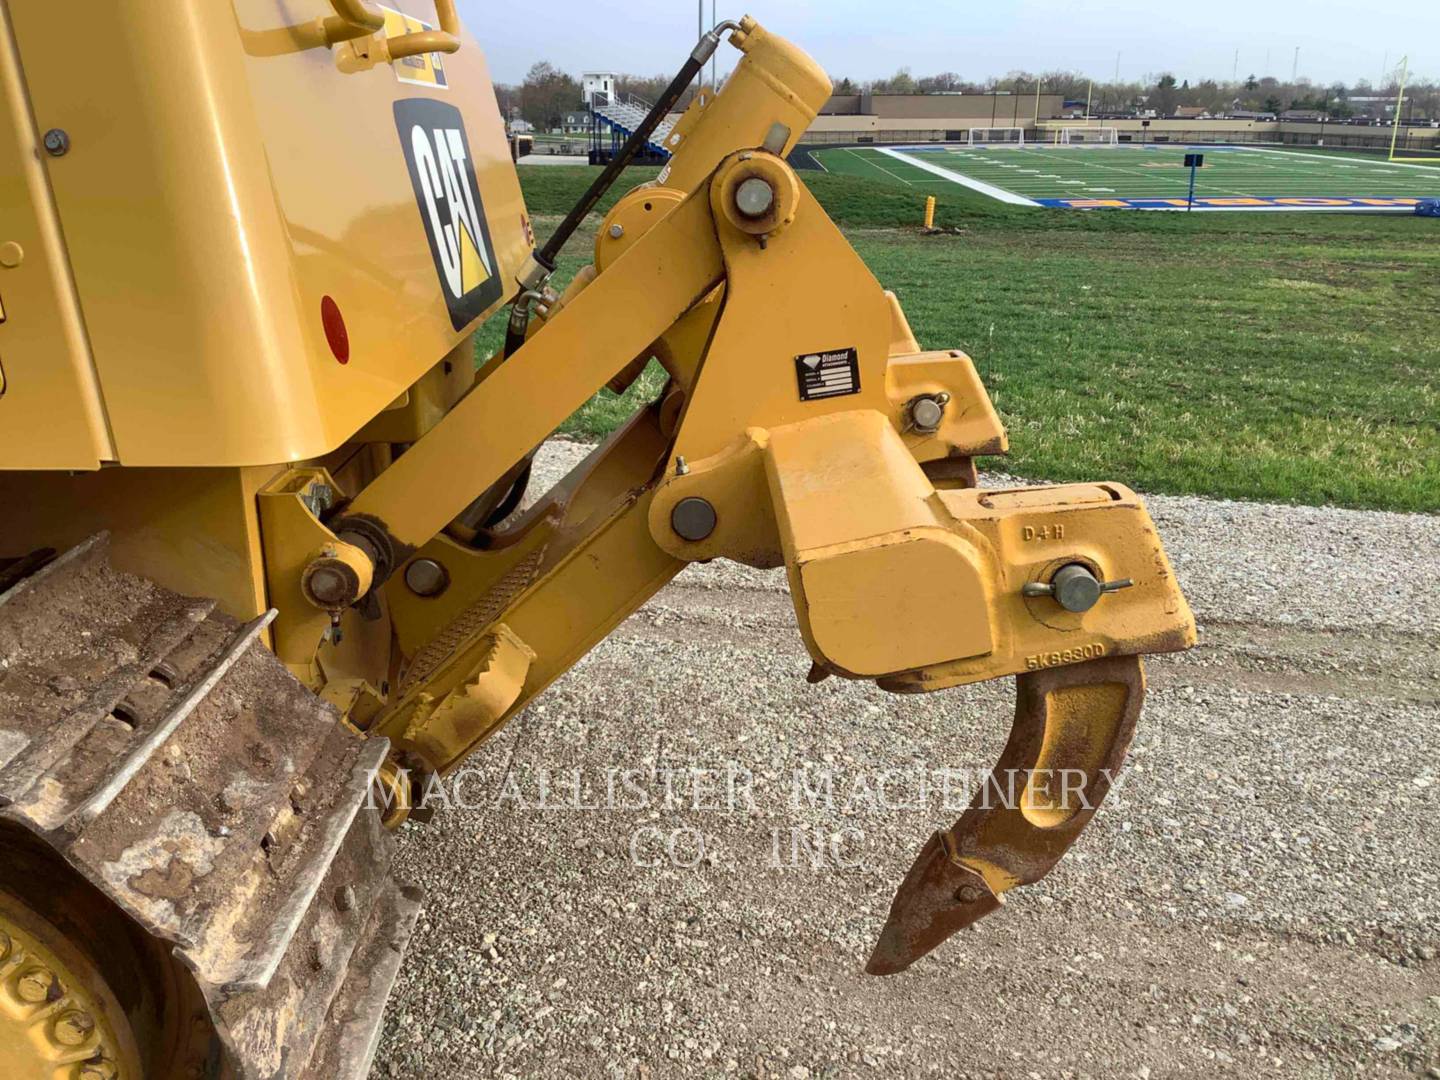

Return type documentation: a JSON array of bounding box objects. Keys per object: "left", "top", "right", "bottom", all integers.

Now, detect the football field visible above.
[{"left": 811, "top": 144, "right": 1440, "bottom": 211}]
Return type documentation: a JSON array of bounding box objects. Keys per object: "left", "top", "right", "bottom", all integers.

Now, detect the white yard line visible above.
[
  {"left": 876, "top": 147, "right": 1039, "bottom": 206},
  {"left": 858, "top": 145, "right": 1432, "bottom": 211},
  {"left": 980, "top": 147, "right": 1432, "bottom": 200},
  {"left": 1239, "top": 145, "right": 1440, "bottom": 173},
  {"left": 1028, "top": 151, "right": 1261, "bottom": 199},
  {"left": 844, "top": 147, "right": 913, "bottom": 185}
]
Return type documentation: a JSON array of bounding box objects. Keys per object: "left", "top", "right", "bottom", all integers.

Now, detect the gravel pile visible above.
[{"left": 374, "top": 439, "right": 1439, "bottom": 1079}]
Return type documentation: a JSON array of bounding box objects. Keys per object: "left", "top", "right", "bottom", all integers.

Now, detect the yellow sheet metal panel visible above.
[
  {"left": 0, "top": 465, "right": 273, "bottom": 621},
  {"left": 0, "top": 3, "right": 114, "bottom": 469},
  {"left": 6, "top": 0, "right": 527, "bottom": 467}
]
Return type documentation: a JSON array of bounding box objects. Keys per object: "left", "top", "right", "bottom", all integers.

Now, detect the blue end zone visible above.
[{"left": 1034, "top": 195, "right": 1429, "bottom": 211}]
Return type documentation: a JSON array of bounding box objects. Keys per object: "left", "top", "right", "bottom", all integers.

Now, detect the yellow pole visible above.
[
  {"left": 1388, "top": 56, "right": 1409, "bottom": 162},
  {"left": 1034, "top": 80, "right": 1042, "bottom": 124},
  {"left": 923, "top": 195, "right": 936, "bottom": 229},
  {"left": 1086, "top": 80, "right": 1093, "bottom": 123}
]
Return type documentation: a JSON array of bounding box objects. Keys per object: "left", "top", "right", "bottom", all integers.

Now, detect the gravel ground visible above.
[{"left": 374, "top": 439, "right": 1439, "bottom": 1080}]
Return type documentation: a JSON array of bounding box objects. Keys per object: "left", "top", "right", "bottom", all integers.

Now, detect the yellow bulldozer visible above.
[{"left": 0, "top": 2, "right": 1195, "bottom": 1076}]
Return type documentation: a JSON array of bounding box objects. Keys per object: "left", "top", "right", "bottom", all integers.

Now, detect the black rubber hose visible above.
[
  {"left": 539, "top": 57, "right": 704, "bottom": 268},
  {"left": 502, "top": 25, "right": 732, "bottom": 358},
  {"left": 502, "top": 303, "right": 533, "bottom": 359}
]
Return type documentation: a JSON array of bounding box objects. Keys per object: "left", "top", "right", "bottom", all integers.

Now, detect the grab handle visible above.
[{"left": 322, "top": 0, "right": 461, "bottom": 59}]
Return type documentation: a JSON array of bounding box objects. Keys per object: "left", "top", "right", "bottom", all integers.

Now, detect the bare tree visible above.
[{"left": 520, "top": 61, "right": 580, "bottom": 132}]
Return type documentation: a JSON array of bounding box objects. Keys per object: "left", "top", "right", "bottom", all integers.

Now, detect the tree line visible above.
[
  {"left": 839, "top": 68, "right": 1439, "bottom": 119},
  {"left": 498, "top": 60, "right": 1438, "bottom": 131}
]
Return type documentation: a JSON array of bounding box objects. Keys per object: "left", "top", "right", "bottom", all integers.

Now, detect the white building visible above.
[{"left": 582, "top": 71, "right": 617, "bottom": 107}]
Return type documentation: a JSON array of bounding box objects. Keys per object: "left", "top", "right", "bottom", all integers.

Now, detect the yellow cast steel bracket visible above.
[
  {"left": 258, "top": 467, "right": 396, "bottom": 693},
  {"left": 375, "top": 411, "right": 687, "bottom": 773},
  {"left": 635, "top": 146, "right": 1194, "bottom": 970}
]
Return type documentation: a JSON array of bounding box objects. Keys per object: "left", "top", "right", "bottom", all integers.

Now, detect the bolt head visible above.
[
  {"left": 16, "top": 965, "right": 57, "bottom": 1003},
  {"left": 302, "top": 548, "right": 367, "bottom": 609},
  {"left": 78, "top": 1060, "right": 119, "bottom": 1080},
  {"left": 53, "top": 1009, "right": 96, "bottom": 1047},
  {"left": 42, "top": 128, "right": 69, "bottom": 156},
  {"left": 608, "top": 223, "right": 624, "bottom": 239},
  {"left": 403, "top": 557, "right": 449, "bottom": 598},
  {"left": 734, "top": 176, "right": 775, "bottom": 219}
]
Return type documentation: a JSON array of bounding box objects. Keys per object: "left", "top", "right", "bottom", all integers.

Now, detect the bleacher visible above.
[{"left": 588, "top": 92, "right": 677, "bottom": 160}]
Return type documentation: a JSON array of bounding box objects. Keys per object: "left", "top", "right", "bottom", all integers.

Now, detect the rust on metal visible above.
[{"left": 869, "top": 655, "right": 1144, "bottom": 974}]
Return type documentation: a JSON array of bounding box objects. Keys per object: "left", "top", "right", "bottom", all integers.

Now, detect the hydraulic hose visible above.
[
  {"left": 502, "top": 20, "right": 739, "bottom": 358},
  {"left": 476, "top": 22, "right": 739, "bottom": 546}
]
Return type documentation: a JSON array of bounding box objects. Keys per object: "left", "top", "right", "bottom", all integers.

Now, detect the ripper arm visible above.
[{"left": 267, "top": 16, "right": 1195, "bottom": 974}]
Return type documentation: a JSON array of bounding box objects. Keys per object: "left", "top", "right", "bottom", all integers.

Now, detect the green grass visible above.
[{"left": 490, "top": 165, "right": 1439, "bottom": 512}]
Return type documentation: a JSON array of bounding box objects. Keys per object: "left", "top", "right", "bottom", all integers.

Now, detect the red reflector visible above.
[{"left": 321, "top": 295, "right": 349, "bottom": 364}]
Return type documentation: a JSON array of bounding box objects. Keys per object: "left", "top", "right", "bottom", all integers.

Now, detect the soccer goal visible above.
[
  {"left": 1060, "top": 126, "right": 1119, "bottom": 146},
  {"left": 967, "top": 127, "right": 1025, "bottom": 147}
]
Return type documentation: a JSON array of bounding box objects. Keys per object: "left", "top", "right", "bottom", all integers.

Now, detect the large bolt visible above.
[
  {"left": 54, "top": 1009, "right": 96, "bottom": 1047},
  {"left": 734, "top": 177, "right": 775, "bottom": 219},
  {"left": 303, "top": 563, "right": 353, "bottom": 607},
  {"left": 403, "top": 558, "right": 449, "bottom": 598},
  {"left": 301, "top": 538, "right": 374, "bottom": 612},
  {"left": 608, "top": 223, "right": 624, "bottom": 239},
  {"left": 16, "top": 965, "right": 58, "bottom": 1003},
  {"left": 1023, "top": 563, "right": 1133, "bottom": 610},
  {"left": 43, "top": 128, "right": 70, "bottom": 156},
  {"left": 670, "top": 497, "right": 717, "bottom": 542},
  {"left": 78, "top": 1059, "right": 119, "bottom": 1080},
  {"left": 907, "top": 392, "right": 950, "bottom": 433}
]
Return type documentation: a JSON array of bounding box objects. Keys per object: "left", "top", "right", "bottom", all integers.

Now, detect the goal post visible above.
[
  {"left": 1388, "top": 57, "right": 1440, "bottom": 162},
  {"left": 967, "top": 127, "right": 1025, "bottom": 147},
  {"left": 1059, "top": 126, "right": 1119, "bottom": 146}
]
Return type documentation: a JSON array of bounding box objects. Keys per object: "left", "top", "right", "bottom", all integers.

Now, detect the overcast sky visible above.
[{"left": 456, "top": 0, "right": 1430, "bottom": 89}]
